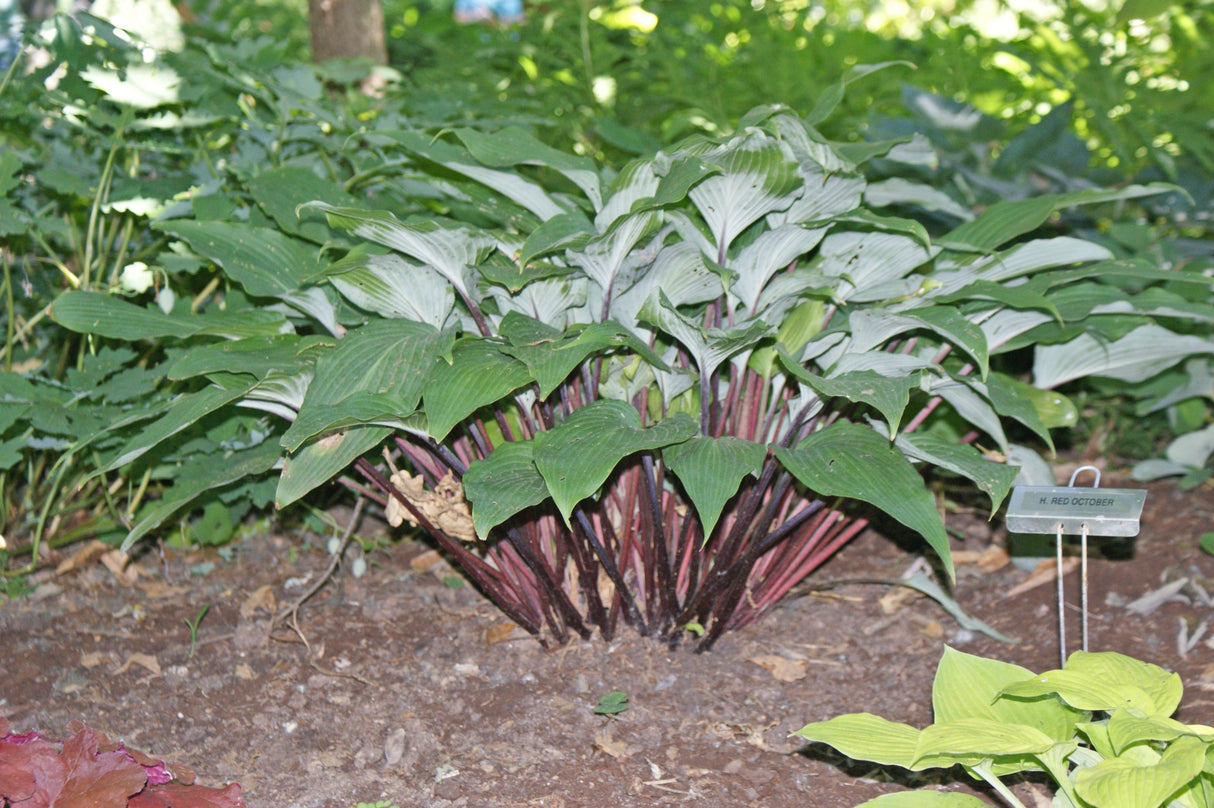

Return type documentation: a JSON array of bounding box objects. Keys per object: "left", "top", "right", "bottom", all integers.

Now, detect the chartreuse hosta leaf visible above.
[
  {"left": 1000, "top": 651, "right": 1182, "bottom": 715},
  {"left": 1075, "top": 735, "right": 1206, "bottom": 808},
  {"left": 794, "top": 713, "right": 923, "bottom": 769},
  {"left": 773, "top": 421, "right": 953, "bottom": 582},
  {"left": 533, "top": 400, "right": 697, "bottom": 525},
  {"left": 848, "top": 794, "right": 990, "bottom": 808},
  {"left": 663, "top": 436, "right": 767, "bottom": 543},
  {"left": 1105, "top": 709, "right": 1214, "bottom": 756}
]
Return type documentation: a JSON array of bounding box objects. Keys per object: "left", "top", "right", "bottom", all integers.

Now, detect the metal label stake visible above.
[{"left": 1005, "top": 465, "right": 1146, "bottom": 666}]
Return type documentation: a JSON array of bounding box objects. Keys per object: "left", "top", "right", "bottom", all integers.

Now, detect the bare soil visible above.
[{"left": 4, "top": 463, "right": 1214, "bottom": 808}]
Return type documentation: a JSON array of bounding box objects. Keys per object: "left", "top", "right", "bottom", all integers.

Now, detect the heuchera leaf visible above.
[
  {"left": 129, "top": 781, "right": 246, "bottom": 808},
  {"left": 774, "top": 421, "right": 953, "bottom": 582},
  {"left": 57, "top": 727, "right": 150, "bottom": 808},
  {"left": 533, "top": 400, "right": 696, "bottom": 524}
]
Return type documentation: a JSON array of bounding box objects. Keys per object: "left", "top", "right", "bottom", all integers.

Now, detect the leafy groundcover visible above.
[{"left": 0, "top": 716, "right": 243, "bottom": 808}]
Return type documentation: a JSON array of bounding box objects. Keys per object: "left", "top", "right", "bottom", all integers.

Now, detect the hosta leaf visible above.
[
  {"left": 923, "top": 374, "right": 1008, "bottom": 453},
  {"left": 518, "top": 212, "right": 593, "bottom": 269},
  {"left": 121, "top": 440, "right": 282, "bottom": 552},
  {"left": 610, "top": 241, "right": 723, "bottom": 330},
  {"left": 154, "top": 220, "right": 322, "bottom": 297},
  {"left": 1075, "top": 736, "right": 1205, "bottom": 808},
  {"left": 731, "top": 224, "right": 829, "bottom": 313},
  {"left": 850, "top": 793, "right": 991, "bottom": 808},
  {"left": 895, "top": 432, "right": 1019, "bottom": 512},
  {"left": 533, "top": 400, "right": 696, "bottom": 524},
  {"left": 282, "top": 320, "right": 453, "bottom": 450},
  {"left": 774, "top": 421, "right": 952, "bottom": 581},
  {"left": 301, "top": 202, "right": 495, "bottom": 300},
  {"left": 52, "top": 291, "right": 197, "bottom": 339},
  {"left": 794, "top": 713, "right": 922, "bottom": 769},
  {"left": 100, "top": 380, "right": 258, "bottom": 472},
  {"left": 1106, "top": 709, "right": 1214, "bottom": 755},
  {"left": 816, "top": 231, "right": 933, "bottom": 300},
  {"left": 325, "top": 252, "right": 454, "bottom": 327},
  {"left": 463, "top": 440, "right": 551, "bottom": 538},
  {"left": 917, "top": 718, "right": 1054, "bottom": 762},
  {"left": 567, "top": 210, "right": 662, "bottom": 293},
  {"left": 455, "top": 126, "right": 602, "bottom": 210},
  {"left": 985, "top": 372, "right": 1073, "bottom": 450},
  {"left": 166, "top": 334, "right": 328, "bottom": 381},
  {"left": 686, "top": 132, "right": 801, "bottom": 253},
  {"left": 864, "top": 177, "right": 975, "bottom": 222},
  {"left": 663, "top": 436, "right": 767, "bottom": 542},
  {"left": 394, "top": 130, "right": 569, "bottom": 221},
  {"left": 848, "top": 308, "right": 988, "bottom": 379},
  {"left": 423, "top": 339, "right": 533, "bottom": 442},
  {"left": 638, "top": 291, "right": 776, "bottom": 382},
  {"left": 932, "top": 647, "right": 1083, "bottom": 741},
  {"left": 276, "top": 425, "right": 391, "bottom": 508},
  {"left": 1063, "top": 651, "right": 1183, "bottom": 716},
  {"left": 248, "top": 165, "right": 361, "bottom": 243},
  {"left": 929, "top": 279, "right": 1060, "bottom": 322},
  {"left": 942, "top": 184, "right": 1173, "bottom": 253},
  {"left": 778, "top": 347, "right": 918, "bottom": 435},
  {"left": 1034, "top": 324, "right": 1214, "bottom": 389},
  {"left": 499, "top": 313, "right": 663, "bottom": 399}
]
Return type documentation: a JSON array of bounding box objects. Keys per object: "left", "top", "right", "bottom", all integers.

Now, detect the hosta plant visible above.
[
  {"left": 796, "top": 647, "right": 1214, "bottom": 808},
  {"left": 52, "top": 85, "right": 1183, "bottom": 649}
]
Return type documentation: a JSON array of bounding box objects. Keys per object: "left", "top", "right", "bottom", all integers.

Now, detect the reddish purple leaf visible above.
[
  {"left": 53, "top": 726, "right": 148, "bottom": 808},
  {"left": 0, "top": 733, "right": 67, "bottom": 808},
  {"left": 129, "top": 781, "right": 246, "bottom": 808}
]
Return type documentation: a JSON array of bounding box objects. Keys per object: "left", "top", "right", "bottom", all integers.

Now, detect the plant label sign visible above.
[{"left": 1005, "top": 486, "right": 1146, "bottom": 537}]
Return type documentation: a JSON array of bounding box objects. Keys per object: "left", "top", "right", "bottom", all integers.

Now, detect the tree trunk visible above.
[{"left": 307, "top": 0, "right": 387, "bottom": 65}]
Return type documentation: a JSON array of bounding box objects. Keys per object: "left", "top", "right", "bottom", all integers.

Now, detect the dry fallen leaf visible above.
[
  {"left": 79, "top": 652, "right": 108, "bottom": 669},
  {"left": 56, "top": 540, "right": 108, "bottom": 576},
  {"left": 594, "top": 728, "right": 638, "bottom": 759},
  {"left": 920, "top": 619, "right": 944, "bottom": 639},
  {"left": 1006, "top": 557, "right": 1079, "bottom": 598},
  {"left": 240, "top": 584, "right": 277, "bottom": 619},
  {"left": 137, "top": 581, "right": 190, "bottom": 600},
  {"left": 100, "top": 550, "right": 141, "bottom": 586},
  {"left": 748, "top": 654, "right": 807, "bottom": 682},
  {"left": 112, "top": 652, "right": 161, "bottom": 677},
  {"left": 878, "top": 587, "right": 919, "bottom": 615},
  {"left": 233, "top": 663, "right": 256, "bottom": 680},
  {"left": 410, "top": 549, "right": 444, "bottom": 573},
  {"left": 386, "top": 470, "right": 476, "bottom": 541},
  {"left": 953, "top": 546, "right": 1011, "bottom": 573},
  {"left": 484, "top": 622, "right": 517, "bottom": 645}
]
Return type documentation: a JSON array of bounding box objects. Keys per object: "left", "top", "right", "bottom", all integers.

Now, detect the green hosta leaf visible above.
[
  {"left": 1075, "top": 736, "right": 1206, "bottom": 808},
  {"left": 794, "top": 713, "right": 922, "bottom": 769},
  {"left": 167, "top": 334, "right": 328, "bottom": 381},
  {"left": 121, "top": 440, "right": 282, "bottom": 552},
  {"left": 393, "top": 130, "right": 568, "bottom": 221},
  {"left": 52, "top": 291, "right": 197, "bottom": 339},
  {"left": 518, "top": 212, "right": 593, "bottom": 269},
  {"left": 301, "top": 202, "right": 495, "bottom": 300},
  {"left": 864, "top": 177, "right": 975, "bottom": 222},
  {"left": 933, "top": 647, "right": 1083, "bottom": 742},
  {"left": 283, "top": 320, "right": 453, "bottom": 451},
  {"left": 805, "top": 62, "right": 911, "bottom": 125},
  {"left": 773, "top": 421, "right": 953, "bottom": 581},
  {"left": 325, "top": 252, "right": 455, "bottom": 328},
  {"left": 568, "top": 210, "right": 662, "bottom": 293},
  {"left": 463, "top": 440, "right": 551, "bottom": 538},
  {"left": 778, "top": 348, "right": 918, "bottom": 435},
  {"left": 455, "top": 126, "right": 602, "bottom": 210},
  {"left": 1034, "top": 324, "right": 1214, "bottom": 389},
  {"left": 942, "top": 184, "right": 1173, "bottom": 253},
  {"left": 985, "top": 372, "right": 1073, "bottom": 451},
  {"left": 847, "top": 308, "right": 988, "bottom": 380},
  {"left": 499, "top": 313, "right": 664, "bottom": 399},
  {"left": 639, "top": 292, "right": 775, "bottom": 382},
  {"left": 687, "top": 131, "right": 801, "bottom": 254},
  {"left": 247, "top": 165, "right": 361, "bottom": 243},
  {"left": 154, "top": 220, "right": 322, "bottom": 297},
  {"left": 533, "top": 401, "right": 696, "bottom": 524},
  {"left": 663, "top": 436, "right": 767, "bottom": 542},
  {"left": 922, "top": 373, "right": 1008, "bottom": 453},
  {"left": 916, "top": 718, "right": 1055, "bottom": 764},
  {"left": 276, "top": 425, "right": 392, "bottom": 508},
  {"left": 101, "top": 380, "right": 257, "bottom": 472},
  {"left": 730, "top": 224, "right": 829, "bottom": 314},
  {"left": 895, "top": 433, "right": 1019, "bottom": 513},
  {"left": 423, "top": 339, "right": 533, "bottom": 442},
  {"left": 611, "top": 241, "right": 724, "bottom": 330},
  {"left": 931, "top": 279, "right": 1061, "bottom": 323},
  {"left": 816, "top": 231, "right": 934, "bottom": 300}
]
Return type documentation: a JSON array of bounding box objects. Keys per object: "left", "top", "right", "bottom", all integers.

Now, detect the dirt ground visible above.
[{"left": 4, "top": 461, "right": 1214, "bottom": 808}]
